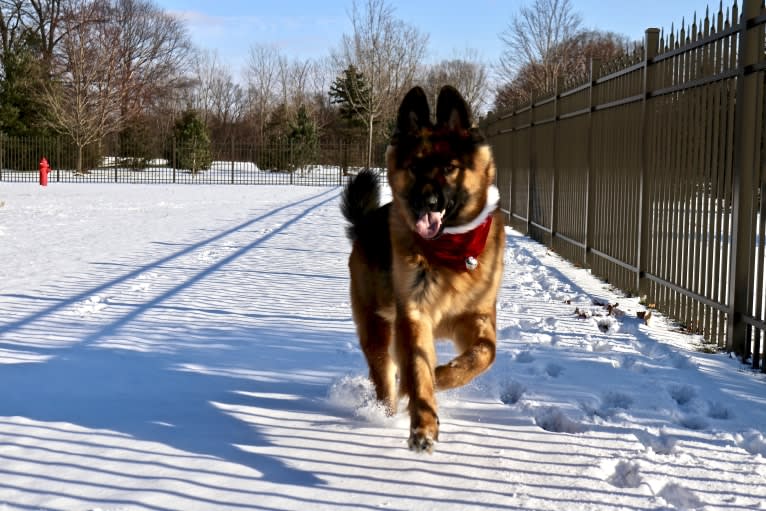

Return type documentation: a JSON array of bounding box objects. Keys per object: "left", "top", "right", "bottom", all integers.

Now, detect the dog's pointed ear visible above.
[
  {"left": 396, "top": 86, "right": 430, "bottom": 136},
  {"left": 436, "top": 85, "right": 471, "bottom": 132}
]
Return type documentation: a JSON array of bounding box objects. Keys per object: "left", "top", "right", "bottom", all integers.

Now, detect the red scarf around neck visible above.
[{"left": 418, "top": 214, "right": 494, "bottom": 272}]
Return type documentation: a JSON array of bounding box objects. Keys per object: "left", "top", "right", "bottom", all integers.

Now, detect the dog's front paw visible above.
[
  {"left": 408, "top": 428, "right": 436, "bottom": 453},
  {"left": 408, "top": 415, "right": 439, "bottom": 453}
]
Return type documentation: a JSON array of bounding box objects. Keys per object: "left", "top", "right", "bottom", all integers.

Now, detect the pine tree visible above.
[
  {"left": 328, "top": 65, "right": 370, "bottom": 127},
  {"left": 173, "top": 110, "right": 212, "bottom": 174},
  {"left": 0, "top": 43, "right": 46, "bottom": 137},
  {"left": 288, "top": 105, "right": 318, "bottom": 172},
  {"left": 261, "top": 103, "right": 290, "bottom": 171}
]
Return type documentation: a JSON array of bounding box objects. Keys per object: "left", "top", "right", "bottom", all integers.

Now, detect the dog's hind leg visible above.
[
  {"left": 358, "top": 314, "right": 398, "bottom": 415},
  {"left": 435, "top": 313, "right": 497, "bottom": 390}
]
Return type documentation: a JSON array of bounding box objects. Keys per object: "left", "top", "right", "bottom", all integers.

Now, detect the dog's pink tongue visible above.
[{"left": 415, "top": 211, "right": 443, "bottom": 239}]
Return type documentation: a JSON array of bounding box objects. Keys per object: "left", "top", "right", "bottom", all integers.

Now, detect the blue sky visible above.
[{"left": 155, "top": 0, "right": 717, "bottom": 78}]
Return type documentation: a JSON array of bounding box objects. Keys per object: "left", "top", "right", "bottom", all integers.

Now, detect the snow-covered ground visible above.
[{"left": 0, "top": 182, "right": 764, "bottom": 511}]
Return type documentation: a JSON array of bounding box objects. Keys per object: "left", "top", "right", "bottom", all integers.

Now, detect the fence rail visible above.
[
  {"left": 484, "top": 0, "right": 766, "bottom": 371},
  {"left": 0, "top": 137, "right": 384, "bottom": 186}
]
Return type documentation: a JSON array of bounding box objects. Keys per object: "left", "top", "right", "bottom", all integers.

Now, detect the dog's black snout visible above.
[{"left": 425, "top": 194, "right": 439, "bottom": 211}]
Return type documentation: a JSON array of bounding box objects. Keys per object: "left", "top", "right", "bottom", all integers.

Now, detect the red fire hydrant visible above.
[{"left": 39, "top": 157, "right": 51, "bottom": 186}]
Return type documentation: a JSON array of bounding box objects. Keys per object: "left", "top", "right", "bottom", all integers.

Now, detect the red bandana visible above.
[{"left": 419, "top": 215, "right": 494, "bottom": 272}]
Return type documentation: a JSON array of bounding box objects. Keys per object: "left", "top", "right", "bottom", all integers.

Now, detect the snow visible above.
[{"left": 0, "top": 182, "right": 764, "bottom": 511}]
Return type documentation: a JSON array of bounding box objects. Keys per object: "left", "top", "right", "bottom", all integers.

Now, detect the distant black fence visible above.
[{"left": 0, "top": 135, "right": 387, "bottom": 186}]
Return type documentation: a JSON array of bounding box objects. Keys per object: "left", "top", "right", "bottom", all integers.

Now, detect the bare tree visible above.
[
  {"left": 28, "top": 0, "right": 65, "bottom": 64},
  {"left": 39, "top": 0, "right": 121, "bottom": 171},
  {"left": 287, "top": 58, "right": 313, "bottom": 110},
  {"left": 245, "top": 43, "right": 280, "bottom": 144},
  {"left": 0, "top": 1, "right": 27, "bottom": 64},
  {"left": 39, "top": 0, "right": 191, "bottom": 171},
  {"left": 334, "top": 0, "right": 428, "bottom": 167},
  {"left": 188, "top": 49, "right": 219, "bottom": 124},
  {"left": 0, "top": 0, "right": 66, "bottom": 132},
  {"left": 497, "top": 0, "right": 582, "bottom": 95},
  {"left": 495, "top": 29, "right": 628, "bottom": 110},
  {"left": 189, "top": 50, "right": 242, "bottom": 125},
  {"left": 1, "top": 0, "right": 71, "bottom": 82},
  {"left": 306, "top": 56, "right": 337, "bottom": 135},
  {"left": 308, "top": 56, "right": 334, "bottom": 104},
  {"left": 113, "top": 0, "right": 191, "bottom": 119},
  {"left": 275, "top": 51, "right": 291, "bottom": 110},
  {"left": 561, "top": 30, "right": 630, "bottom": 77},
  {"left": 494, "top": 62, "right": 545, "bottom": 111},
  {"left": 1, "top": 0, "right": 69, "bottom": 70},
  {"left": 423, "top": 48, "right": 489, "bottom": 117},
  {"left": 271, "top": 56, "right": 320, "bottom": 118},
  {"left": 209, "top": 73, "right": 244, "bottom": 142}
]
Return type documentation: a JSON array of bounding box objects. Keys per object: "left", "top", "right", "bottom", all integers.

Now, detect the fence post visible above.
[
  {"left": 289, "top": 139, "right": 294, "bottom": 185},
  {"left": 230, "top": 137, "right": 235, "bottom": 184},
  {"left": 504, "top": 114, "right": 514, "bottom": 227},
  {"left": 0, "top": 133, "right": 4, "bottom": 181},
  {"left": 526, "top": 97, "right": 534, "bottom": 236},
  {"left": 638, "top": 28, "right": 661, "bottom": 296},
  {"left": 550, "top": 76, "right": 564, "bottom": 248},
  {"left": 726, "top": 0, "right": 760, "bottom": 360},
  {"left": 584, "top": 58, "right": 601, "bottom": 267},
  {"left": 56, "top": 137, "right": 61, "bottom": 182},
  {"left": 172, "top": 137, "right": 177, "bottom": 183}
]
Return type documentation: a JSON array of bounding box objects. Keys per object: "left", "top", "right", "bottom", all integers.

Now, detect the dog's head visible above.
[{"left": 386, "top": 86, "right": 495, "bottom": 239}]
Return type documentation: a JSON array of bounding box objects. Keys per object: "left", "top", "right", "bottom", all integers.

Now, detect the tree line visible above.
[
  {"left": 0, "top": 0, "right": 631, "bottom": 172},
  {"left": 494, "top": 0, "right": 632, "bottom": 111}
]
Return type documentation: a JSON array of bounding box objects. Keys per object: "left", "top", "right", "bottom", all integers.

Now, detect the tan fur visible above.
[{"left": 347, "top": 87, "right": 505, "bottom": 452}]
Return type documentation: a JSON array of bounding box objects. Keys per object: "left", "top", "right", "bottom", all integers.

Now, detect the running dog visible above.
[{"left": 342, "top": 85, "right": 504, "bottom": 452}]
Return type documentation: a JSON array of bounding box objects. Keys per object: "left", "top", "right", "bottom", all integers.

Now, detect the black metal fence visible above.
[
  {"left": 0, "top": 135, "right": 387, "bottom": 186},
  {"left": 484, "top": 0, "right": 766, "bottom": 370}
]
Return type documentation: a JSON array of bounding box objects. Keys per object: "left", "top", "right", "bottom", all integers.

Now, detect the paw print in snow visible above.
[{"left": 74, "top": 295, "right": 109, "bottom": 316}]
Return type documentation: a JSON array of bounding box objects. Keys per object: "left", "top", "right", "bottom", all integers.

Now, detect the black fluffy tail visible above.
[{"left": 341, "top": 169, "right": 380, "bottom": 241}]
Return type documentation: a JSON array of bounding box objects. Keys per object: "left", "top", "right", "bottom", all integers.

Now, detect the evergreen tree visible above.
[
  {"left": 173, "top": 110, "right": 212, "bottom": 174},
  {"left": 328, "top": 65, "right": 369, "bottom": 137},
  {"left": 261, "top": 103, "right": 290, "bottom": 171},
  {"left": 119, "top": 118, "right": 155, "bottom": 169},
  {"left": 0, "top": 42, "right": 46, "bottom": 137},
  {"left": 288, "top": 105, "right": 318, "bottom": 172}
]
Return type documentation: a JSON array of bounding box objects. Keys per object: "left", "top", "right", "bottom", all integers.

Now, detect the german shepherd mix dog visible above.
[{"left": 342, "top": 86, "right": 504, "bottom": 452}]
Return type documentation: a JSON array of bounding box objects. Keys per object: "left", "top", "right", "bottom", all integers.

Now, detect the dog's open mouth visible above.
[{"left": 415, "top": 210, "right": 445, "bottom": 239}]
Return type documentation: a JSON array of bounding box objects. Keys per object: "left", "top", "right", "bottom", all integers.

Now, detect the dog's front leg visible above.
[
  {"left": 395, "top": 305, "right": 439, "bottom": 452},
  {"left": 436, "top": 312, "right": 497, "bottom": 390}
]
